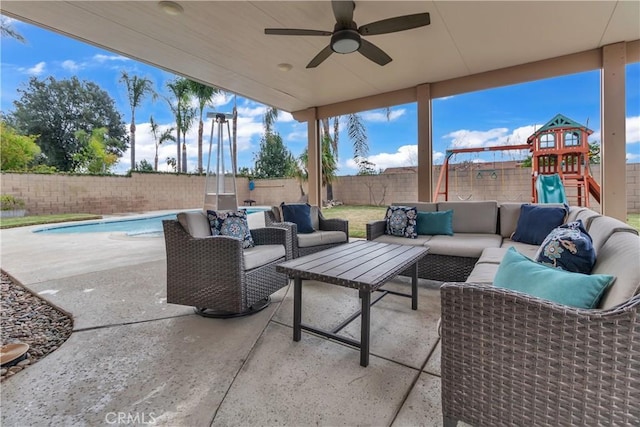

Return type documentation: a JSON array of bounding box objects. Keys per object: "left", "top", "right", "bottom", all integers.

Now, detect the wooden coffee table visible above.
[{"left": 277, "top": 240, "right": 429, "bottom": 367}]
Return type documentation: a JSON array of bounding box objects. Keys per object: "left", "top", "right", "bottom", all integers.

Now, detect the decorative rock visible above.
[
  {"left": 8, "top": 366, "right": 22, "bottom": 373},
  {"left": 0, "top": 368, "right": 6, "bottom": 375},
  {"left": 17, "top": 359, "right": 31, "bottom": 366}
]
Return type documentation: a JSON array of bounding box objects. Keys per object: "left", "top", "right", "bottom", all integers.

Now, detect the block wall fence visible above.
[{"left": 2, "top": 163, "right": 639, "bottom": 215}]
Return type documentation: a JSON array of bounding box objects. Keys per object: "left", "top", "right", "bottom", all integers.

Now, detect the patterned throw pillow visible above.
[
  {"left": 385, "top": 206, "right": 418, "bottom": 239},
  {"left": 207, "top": 210, "right": 254, "bottom": 249},
  {"left": 535, "top": 220, "right": 596, "bottom": 274}
]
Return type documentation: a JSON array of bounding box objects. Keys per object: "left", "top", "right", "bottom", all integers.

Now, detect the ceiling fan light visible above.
[
  {"left": 331, "top": 30, "right": 360, "bottom": 54},
  {"left": 158, "top": 1, "right": 183, "bottom": 16}
]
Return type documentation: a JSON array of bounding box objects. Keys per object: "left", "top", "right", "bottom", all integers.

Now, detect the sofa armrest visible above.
[
  {"left": 318, "top": 211, "right": 349, "bottom": 235},
  {"left": 440, "top": 282, "right": 640, "bottom": 427},
  {"left": 251, "top": 227, "right": 294, "bottom": 260},
  {"left": 366, "top": 220, "right": 386, "bottom": 240}
]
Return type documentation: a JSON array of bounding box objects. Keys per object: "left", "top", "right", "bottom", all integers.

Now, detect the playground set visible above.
[{"left": 433, "top": 114, "right": 601, "bottom": 207}]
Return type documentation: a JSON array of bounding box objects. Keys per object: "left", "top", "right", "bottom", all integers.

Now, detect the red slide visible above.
[{"left": 586, "top": 174, "right": 601, "bottom": 204}]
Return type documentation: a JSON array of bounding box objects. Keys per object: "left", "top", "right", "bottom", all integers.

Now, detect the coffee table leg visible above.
[
  {"left": 411, "top": 262, "right": 418, "bottom": 310},
  {"left": 360, "top": 290, "right": 371, "bottom": 367},
  {"left": 293, "top": 277, "right": 302, "bottom": 341}
]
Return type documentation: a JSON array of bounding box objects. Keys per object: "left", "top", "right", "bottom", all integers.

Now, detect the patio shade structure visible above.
[{"left": 1, "top": 1, "right": 638, "bottom": 219}]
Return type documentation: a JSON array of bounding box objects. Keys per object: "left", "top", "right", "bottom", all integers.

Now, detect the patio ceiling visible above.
[{"left": 2, "top": 1, "right": 639, "bottom": 115}]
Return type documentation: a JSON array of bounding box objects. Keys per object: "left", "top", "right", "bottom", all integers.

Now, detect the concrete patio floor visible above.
[{"left": 0, "top": 218, "right": 451, "bottom": 426}]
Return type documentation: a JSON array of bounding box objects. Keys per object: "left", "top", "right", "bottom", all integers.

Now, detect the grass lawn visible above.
[
  {"left": 627, "top": 213, "right": 640, "bottom": 231},
  {"left": 0, "top": 213, "right": 102, "bottom": 229},
  {"left": 321, "top": 205, "right": 387, "bottom": 238}
]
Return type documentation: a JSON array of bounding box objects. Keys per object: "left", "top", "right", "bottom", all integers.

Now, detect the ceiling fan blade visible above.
[
  {"left": 265, "top": 28, "right": 332, "bottom": 36},
  {"left": 359, "top": 13, "right": 430, "bottom": 36},
  {"left": 332, "top": 0, "right": 355, "bottom": 26},
  {"left": 358, "top": 39, "right": 392, "bottom": 66},
  {"left": 307, "top": 45, "right": 334, "bottom": 68}
]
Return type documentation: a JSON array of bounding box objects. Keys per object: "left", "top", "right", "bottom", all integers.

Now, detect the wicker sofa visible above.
[
  {"left": 367, "top": 201, "right": 640, "bottom": 425},
  {"left": 265, "top": 205, "right": 349, "bottom": 257}
]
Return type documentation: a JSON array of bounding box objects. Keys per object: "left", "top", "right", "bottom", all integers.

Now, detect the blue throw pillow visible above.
[
  {"left": 385, "top": 206, "right": 417, "bottom": 239},
  {"left": 511, "top": 204, "right": 567, "bottom": 245},
  {"left": 281, "top": 203, "right": 314, "bottom": 234},
  {"left": 417, "top": 210, "right": 454, "bottom": 235},
  {"left": 535, "top": 220, "right": 596, "bottom": 274},
  {"left": 494, "top": 247, "right": 614, "bottom": 309},
  {"left": 207, "top": 210, "right": 254, "bottom": 248}
]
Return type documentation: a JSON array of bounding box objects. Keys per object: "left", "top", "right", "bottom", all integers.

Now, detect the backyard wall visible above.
[{"left": 2, "top": 163, "right": 639, "bottom": 215}]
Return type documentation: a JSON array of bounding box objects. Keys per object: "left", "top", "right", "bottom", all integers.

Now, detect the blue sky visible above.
[{"left": 2, "top": 18, "right": 639, "bottom": 175}]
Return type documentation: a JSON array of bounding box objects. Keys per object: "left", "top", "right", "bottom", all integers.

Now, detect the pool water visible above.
[{"left": 34, "top": 208, "right": 268, "bottom": 236}]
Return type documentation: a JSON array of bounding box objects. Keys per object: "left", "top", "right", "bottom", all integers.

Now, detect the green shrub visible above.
[{"left": 0, "top": 195, "right": 26, "bottom": 211}]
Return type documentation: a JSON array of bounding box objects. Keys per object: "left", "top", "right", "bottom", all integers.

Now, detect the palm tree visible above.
[
  {"left": 187, "top": 80, "right": 219, "bottom": 173},
  {"left": 149, "top": 116, "right": 175, "bottom": 171},
  {"left": 120, "top": 71, "right": 156, "bottom": 171},
  {"left": 0, "top": 17, "right": 25, "bottom": 42},
  {"left": 165, "top": 78, "right": 191, "bottom": 173},
  {"left": 264, "top": 106, "right": 279, "bottom": 135},
  {"left": 298, "top": 136, "right": 338, "bottom": 196}
]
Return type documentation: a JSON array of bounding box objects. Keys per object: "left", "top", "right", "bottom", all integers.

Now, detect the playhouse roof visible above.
[{"left": 529, "top": 114, "right": 594, "bottom": 141}]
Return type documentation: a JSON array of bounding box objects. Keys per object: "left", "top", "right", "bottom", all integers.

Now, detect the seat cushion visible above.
[
  {"left": 466, "top": 262, "right": 500, "bottom": 283},
  {"left": 207, "top": 210, "right": 255, "bottom": 248},
  {"left": 372, "top": 234, "right": 432, "bottom": 247},
  {"left": 500, "top": 239, "right": 540, "bottom": 259},
  {"left": 592, "top": 231, "right": 640, "bottom": 309},
  {"left": 243, "top": 244, "right": 285, "bottom": 270},
  {"left": 477, "top": 247, "right": 510, "bottom": 264},
  {"left": 426, "top": 233, "right": 503, "bottom": 258},
  {"left": 297, "top": 230, "right": 347, "bottom": 248},
  {"left": 494, "top": 247, "right": 614, "bottom": 309},
  {"left": 588, "top": 215, "right": 639, "bottom": 254},
  {"left": 511, "top": 204, "right": 567, "bottom": 245},
  {"left": 177, "top": 211, "right": 211, "bottom": 238},
  {"left": 437, "top": 201, "right": 498, "bottom": 234}
]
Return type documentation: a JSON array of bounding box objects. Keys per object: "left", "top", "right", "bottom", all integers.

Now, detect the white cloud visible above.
[
  {"left": 93, "top": 54, "right": 130, "bottom": 63},
  {"left": 61, "top": 60, "right": 80, "bottom": 72},
  {"left": 627, "top": 152, "right": 640, "bottom": 162},
  {"left": 21, "top": 61, "right": 46, "bottom": 76},
  {"left": 286, "top": 130, "right": 307, "bottom": 142},
  {"left": 278, "top": 111, "right": 295, "bottom": 122},
  {"left": 360, "top": 109, "right": 406, "bottom": 122},
  {"left": 626, "top": 115, "right": 640, "bottom": 144}
]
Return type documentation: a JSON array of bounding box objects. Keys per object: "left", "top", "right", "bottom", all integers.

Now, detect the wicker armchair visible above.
[
  {"left": 163, "top": 218, "right": 292, "bottom": 317},
  {"left": 440, "top": 282, "right": 640, "bottom": 427},
  {"left": 265, "top": 205, "right": 348, "bottom": 258}
]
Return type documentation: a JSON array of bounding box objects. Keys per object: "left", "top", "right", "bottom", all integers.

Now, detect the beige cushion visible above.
[
  {"left": 392, "top": 202, "right": 437, "bottom": 212},
  {"left": 588, "top": 216, "right": 639, "bottom": 253},
  {"left": 465, "top": 262, "right": 500, "bottom": 283},
  {"left": 309, "top": 205, "right": 320, "bottom": 230},
  {"left": 499, "top": 203, "right": 524, "bottom": 238},
  {"left": 437, "top": 201, "right": 498, "bottom": 234},
  {"left": 243, "top": 244, "right": 285, "bottom": 270},
  {"left": 246, "top": 211, "right": 266, "bottom": 229},
  {"left": 477, "top": 247, "right": 510, "bottom": 264},
  {"left": 372, "top": 234, "right": 432, "bottom": 247},
  {"left": 427, "top": 233, "right": 502, "bottom": 258},
  {"left": 592, "top": 231, "right": 640, "bottom": 309},
  {"left": 177, "top": 211, "right": 211, "bottom": 238},
  {"left": 297, "top": 230, "right": 347, "bottom": 248},
  {"left": 573, "top": 208, "right": 600, "bottom": 231},
  {"left": 270, "top": 206, "right": 282, "bottom": 222},
  {"left": 500, "top": 239, "right": 540, "bottom": 259}
]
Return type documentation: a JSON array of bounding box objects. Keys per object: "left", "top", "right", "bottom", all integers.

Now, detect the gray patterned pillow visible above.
[
  {"left": 207, "top": 210, "right": 255, "bottom": 248},
  {"left": 385, "top": 206, "right": 418, "bottom": 238}
]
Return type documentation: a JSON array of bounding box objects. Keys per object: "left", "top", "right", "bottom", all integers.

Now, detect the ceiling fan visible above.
[{"left": 264, "top": 1, "right": 430, "bottom": 69}]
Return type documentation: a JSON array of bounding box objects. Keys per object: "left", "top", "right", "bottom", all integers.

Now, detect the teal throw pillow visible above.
[
  {"left": 511, "top": 204, "right": 567, "bottom": 245},
  {"left": 207, "top": 210, "right": 255, "bottom": 248},
  {"left": 281, "top": 203, "right": 314, "bottom": 234},
  {"left": 385, "top": 206, "right": 417, "bottom": 238},
  {"left": 535, "top": 220, "right": 596, "bottom": 274},
  {"left": 417, "top": 210, "right": 454, "bottom": 235},
  {"left": 493, "top": 247, "right": 614, "bottom": 309}
]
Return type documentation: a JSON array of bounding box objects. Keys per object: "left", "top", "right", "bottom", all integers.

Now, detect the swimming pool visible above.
[{"left": 34, "top": 208, "right": 269, "bottom": 236}]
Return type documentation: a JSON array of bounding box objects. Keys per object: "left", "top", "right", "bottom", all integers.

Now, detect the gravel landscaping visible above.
[{"left": 1, "top": 271, "right": 73, "bottom": 381}]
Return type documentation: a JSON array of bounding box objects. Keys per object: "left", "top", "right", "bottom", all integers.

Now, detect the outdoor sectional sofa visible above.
[{"left": 368, "top": 200, "right": 640, "bottom": 426}]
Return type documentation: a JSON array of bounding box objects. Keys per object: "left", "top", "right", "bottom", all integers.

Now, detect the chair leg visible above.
[{"left": 194, "top": 297, "right": 271, "bottom": 318}]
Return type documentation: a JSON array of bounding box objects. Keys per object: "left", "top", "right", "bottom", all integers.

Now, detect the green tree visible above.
[
  {"left": 149, "top": 116, "right": 175, "bottom": 171},
  {"left": 187, "top": 80, "right": 219, "bottom": 173},
  {"left": 120, "top": 71, "right": 156, "bottom": 171},
  {"left": 73, "top": 127, "right": 118, "bottom": 173},
  {"left": 298, "top": 136, "right": 338, "bottom": 188},
  {"left": 138, "top": 159, "right": 154, "bottom": 172},
  {"left": 0, "top": 121, "right": 40, "bottom": 171},
  {"left": 253, "top": 132, "right": 297, "bottom": 178},
  {"left": 9, "top": 76, "right": 128, "bottom": 171}
]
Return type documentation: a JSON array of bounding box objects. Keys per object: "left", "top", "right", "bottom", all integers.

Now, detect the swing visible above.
[
  {"left": 501, "top": 150, "right": 523, "bottom": 201},
  {"left": 454, "top": 154, "right": 473, "bottom": 201}
]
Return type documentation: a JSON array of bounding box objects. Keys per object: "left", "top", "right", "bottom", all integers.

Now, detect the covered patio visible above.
[{"left": 2, "top": 0, "right": 638, "bottom": 218}]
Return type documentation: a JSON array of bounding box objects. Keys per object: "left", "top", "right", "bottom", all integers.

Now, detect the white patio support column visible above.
[
  {"left": 601, "top": 42, "right": 627, "bottom": 220},
  {"left": 417, "top": 84, "right": 433, "bottom": 201},
  {"left": 307, "top": 108, "right": 322, "bottom": 208}
]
